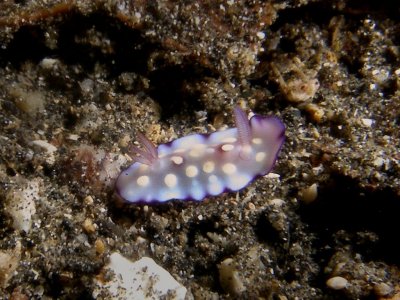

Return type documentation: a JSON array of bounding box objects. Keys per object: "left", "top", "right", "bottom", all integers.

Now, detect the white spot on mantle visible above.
[
  {"left": 186, "top": 165, "right": 198, "bottom": 177},
  {"left": 137, "top": 175, "right": 149, "bottom": 187}
]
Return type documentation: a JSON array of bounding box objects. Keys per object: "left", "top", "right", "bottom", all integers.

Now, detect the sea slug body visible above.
[{"left": 116, "top": 107, "right": 285, "bottom": 203}]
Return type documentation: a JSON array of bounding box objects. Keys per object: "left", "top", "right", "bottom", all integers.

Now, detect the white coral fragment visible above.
[
  {"left": 5, "top": 179, "right": 41, "bottom": 233},
  {"left": 94, "top": 253, "right": 187, "bottom": 300}
]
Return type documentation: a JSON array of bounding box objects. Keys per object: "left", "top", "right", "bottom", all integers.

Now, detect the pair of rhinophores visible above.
[{"left": 115, "top": 107, "right": 285, "bottom": 203}]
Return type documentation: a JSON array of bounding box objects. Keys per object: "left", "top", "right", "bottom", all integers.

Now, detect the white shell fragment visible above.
[
  {"left": 5, "top": 179, "right": 40, "bottom": 233},
  {"left": 94, "top": 253, "right": 187, "bottom": 300},
  {"left": 361, "top": 118, "right": 374, "bottom": 127}
]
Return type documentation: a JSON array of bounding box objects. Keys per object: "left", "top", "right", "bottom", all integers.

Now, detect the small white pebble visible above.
[
  {"left": 373, "top": 157, "right": 385, "bottom": 168},
  {"left": 40, "top": 57, "right": 59, "bottom": 69},
  {"left": 326, "top": 276, "right": 348, "bottom": 290},
  {"left": 268, "top": 198, "right": 285, "bottom": 207},
  {"left": 256, "top": 31, "right": 265, "bottom": 39},
  {"left": 264, "top": 173, "right": 280, "bottom": 179},
  {"left": 361, "top": 118, "right": 374, "bottom": 127},
  {"left": 67, "top": 134, "right": 80, "bottom": 141}
]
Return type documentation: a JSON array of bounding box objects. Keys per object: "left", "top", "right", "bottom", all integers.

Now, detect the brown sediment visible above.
[{"left": 0, "top": 2, "right": 75, "bottom": 28}]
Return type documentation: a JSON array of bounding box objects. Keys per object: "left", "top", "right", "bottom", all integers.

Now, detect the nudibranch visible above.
[{"left": 115, "top": 107, "right": 285, "bottom": 203}]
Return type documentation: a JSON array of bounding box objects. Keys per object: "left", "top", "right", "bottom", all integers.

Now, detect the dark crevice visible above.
[
  {"left": 0, "top": 25, "right": 52, "bottom": 67},
  {"left": 186, "top": 215, "right": 223, "bottom": 248},
  {"left": 1, "top": 10, "right": 212, "bottom": 121},
  {"left": 270, "top": 1, "right": 399, "bottom": 32},
  {"left": 300, "top": 174, "right": 400, "bottom": 265},
  {"left": 147, "top": 64, "right": 207, "bottom": 120},
  {"left": 56, "top": 12, "right": 152, "bottom": 76}
]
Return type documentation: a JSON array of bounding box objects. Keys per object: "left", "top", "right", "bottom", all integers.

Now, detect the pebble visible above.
[
  {"left": 84, "top": 195, "right": 94, "bottom": 205},
  {"left": 40, "top": 57, "right": 60, "bottom": 69},
  {"left": 218, "top": 258, "right": 246, "bottom": 295},
  {"left": 94, "top": 239, "right": 105, "bottom": 255},
  {"left": 326, "top": 276, "right": 348, "bottom": 290},
  {"left": 299, "top": 183, "right": 318, "bottom": 204},
  {"left": 256, "top": 31, "right": 266, "bottom": 39},
  {"left": 268, "top": 198, "right": 285, "bottom": 207},
  {"left": 82, "top": 218, "right": 96, "bottom": 234},
  {"left": 374, "top": 282, "right": 393, "bottom": 297},
  {"left": 361, "top": 118, "right": 374, "bottom": 127},
  {"left": 305, "top": 103, "right": 325, "bottom": 123}
]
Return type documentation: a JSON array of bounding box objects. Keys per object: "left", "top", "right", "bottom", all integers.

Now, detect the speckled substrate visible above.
[{"left": 0, "top": 1, "right": 399, "bottom": 299}]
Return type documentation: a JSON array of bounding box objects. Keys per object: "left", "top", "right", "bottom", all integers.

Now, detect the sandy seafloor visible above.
[{"left": 0, "top": 1, "right": 400, "bottom": 299}]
